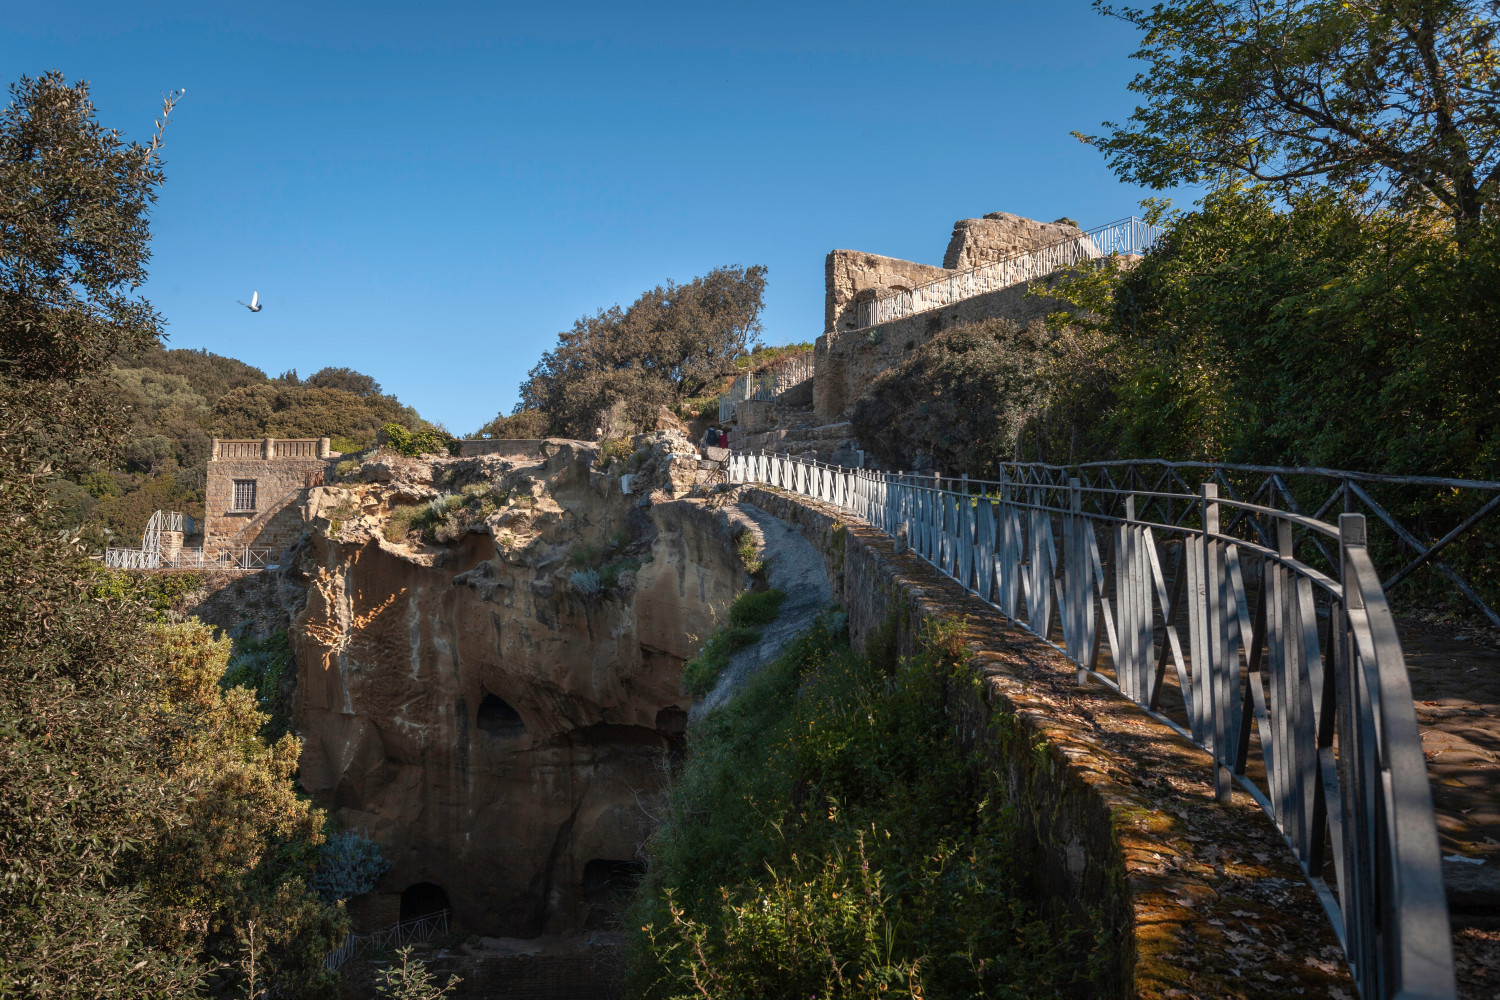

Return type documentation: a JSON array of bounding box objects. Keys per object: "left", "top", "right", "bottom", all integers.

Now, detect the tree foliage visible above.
[
  {"left": 1082, "top": 0, "right": 1500, "bottom": 226},
  {"left": 0, "top": 71, "right": 340, "bottom": 996},
  {"left": 850, "top": 319, "right": 1048, "bottom": 477},
  {"left": 1042, "top": 186, "right": 1500, "bottom": 478},
  {"left": 520, "top": 264, "right": 767, "bottom": 437},
  {"left": 474, "top": 406, "right": 550, "bottom": 440}
]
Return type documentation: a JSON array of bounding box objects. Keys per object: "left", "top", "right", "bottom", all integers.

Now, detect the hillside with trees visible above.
[{"left": 52, "top": 343, "right": 436, "bottom": 546}]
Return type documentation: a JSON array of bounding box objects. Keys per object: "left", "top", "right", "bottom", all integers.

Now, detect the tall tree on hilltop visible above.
[
  {"left": 1079, "top": 0, "right": 1500, "bottom": 228},
  {"left": 520, "top": 264, "right": 767, "bottom": 438}
]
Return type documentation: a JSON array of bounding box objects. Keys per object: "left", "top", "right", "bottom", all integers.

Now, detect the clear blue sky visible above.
[{"left": 7, "top": 2, "right": 1183, "bottom": 434}]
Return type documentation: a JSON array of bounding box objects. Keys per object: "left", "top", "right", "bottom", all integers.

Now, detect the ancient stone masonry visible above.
[
  {"left": 205, "top": 437, "right": 333, "bottom": 556},
  {"left": 812, "top": 211, "right": 1083, "bottom": 425},
  {"left": 942, "top": 212, "right": 1083, "bottom": 269}
]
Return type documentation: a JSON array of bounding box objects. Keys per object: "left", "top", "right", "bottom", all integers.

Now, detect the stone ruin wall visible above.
[{"left": 812, "top": 211, "right": 1084, "bottom": 424}]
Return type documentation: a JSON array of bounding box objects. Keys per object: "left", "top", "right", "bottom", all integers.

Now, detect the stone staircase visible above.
[{"left": 730, "top": 401, "right": 863, "bottom": 466}]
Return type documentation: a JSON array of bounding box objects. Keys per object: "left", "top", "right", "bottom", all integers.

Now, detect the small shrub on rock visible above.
[
  {"left": 311, "top": 831, "right": 390, "bottom": 904},
  {"left": 728, "top": 588, "right": 786, "bottom": 627},
  {"left": 379, "top": 421, "right": 459, "bottom": 458}
]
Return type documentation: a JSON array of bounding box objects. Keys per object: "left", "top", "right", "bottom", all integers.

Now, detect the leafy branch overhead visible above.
[{"left": 1080, "top": 0, "right": 1500, "bottom": 225}]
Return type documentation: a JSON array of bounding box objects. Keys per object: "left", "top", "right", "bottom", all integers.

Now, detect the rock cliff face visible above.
[{"left": 287, "top": 438, "right": 746, "bottom": 937}]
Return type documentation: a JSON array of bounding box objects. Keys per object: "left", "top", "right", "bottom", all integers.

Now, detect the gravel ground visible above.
[{"left": 689, "top": 500, "right": 832, "bottom": 722}]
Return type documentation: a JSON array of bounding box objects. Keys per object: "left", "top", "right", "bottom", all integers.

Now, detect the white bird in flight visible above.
[{"left": 238, "top": 291, "right": 263, "bottom": 313}]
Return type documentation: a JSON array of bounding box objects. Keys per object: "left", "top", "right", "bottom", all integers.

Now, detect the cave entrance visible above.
[
  {"left": 582, "top": 859, "right": 645, "bottom": 929},
  {"left": 400, "top": 882, "right": 451, "bottom": 922},
  {"left": 476, "top": 692, "right": 526, "bottom": 738}
]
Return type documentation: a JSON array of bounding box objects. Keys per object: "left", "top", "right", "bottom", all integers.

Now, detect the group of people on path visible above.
[{"left": 701, "top": 425, "right": 730, "bottom": 450}]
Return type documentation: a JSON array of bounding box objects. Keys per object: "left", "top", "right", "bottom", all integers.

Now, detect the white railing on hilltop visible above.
[
  {"left": 726, "top": 451, "right": 1455, "bottom": 1000},
  {"left": 853, "top": 216, "right": 1161, "bottom": 329},
  {"left": 326, "top": 909, "right": 450, "bottom": 972},
  {"left": 717, "top": 352, "right": 815, "bottom": 422}
]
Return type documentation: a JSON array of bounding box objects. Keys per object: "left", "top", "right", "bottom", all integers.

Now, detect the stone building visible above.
[{"left": 205, "top": 437, "right": 334, "bottom": 559}]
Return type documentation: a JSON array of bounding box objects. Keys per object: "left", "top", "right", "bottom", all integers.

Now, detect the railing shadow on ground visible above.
[{"left": 728, "top": 450, "right": 1459, "bottom": 1000}]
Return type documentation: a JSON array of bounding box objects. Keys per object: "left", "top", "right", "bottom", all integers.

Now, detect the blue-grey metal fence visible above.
[{"left": 726, "top": 451, "right": 1456, "bottom": 1000}]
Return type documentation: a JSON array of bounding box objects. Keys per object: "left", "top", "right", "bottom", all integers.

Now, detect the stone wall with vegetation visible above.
[{"left": 738, "top": 485, "right": 1355, "bottom": 999}]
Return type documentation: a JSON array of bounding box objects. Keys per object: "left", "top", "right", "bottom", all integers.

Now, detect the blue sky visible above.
[{"left": 7, "top": 2, "right": 1182, "bottom": 434}]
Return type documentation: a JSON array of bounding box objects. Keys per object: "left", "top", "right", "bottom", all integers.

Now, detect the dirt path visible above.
[{"left": 689, "top": 501, "right": 832, "bottom": 721}]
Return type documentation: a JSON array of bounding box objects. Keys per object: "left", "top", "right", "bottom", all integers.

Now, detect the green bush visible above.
[
  {"left": 630, "top": 615, "right": 1096, "bottom": 999},
  {"left": 89, "top": 569, "right": 203, "bottom": 622},
  {"left": 680, "top": 588, "right": 785, "bottom": 695},
  {"left": 380, "top": 422, "right": 459, "bottom": 458},
  {"left": 220, "top": 631, "right": 294, "bottom": 741},
  {"left": 680, "top": 625, "right": 761, "bottom": 696},
  {"left": 728, "top": 587, "right": 786, "bottom": 627}
]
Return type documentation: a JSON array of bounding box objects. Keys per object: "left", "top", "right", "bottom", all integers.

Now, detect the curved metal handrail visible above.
[{"left": 725, "top": 450, "right": 1456, "bottom": 1000}]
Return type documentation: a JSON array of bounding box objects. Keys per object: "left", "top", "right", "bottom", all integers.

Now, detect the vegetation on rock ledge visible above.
[{"left": 635, "top": 614, "right": 1098, "bottom": 998}]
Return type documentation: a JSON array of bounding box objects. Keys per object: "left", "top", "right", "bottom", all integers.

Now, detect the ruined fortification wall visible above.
[
  {"left": 812, "top": 212, "right": 1085, "bottom": 424},
  {"left": 813, "top": 272, "right": 1079, "bottom": 423},
  {"left": 823, "top": 250, "right": 948, "bottom": 337},
  {"left": 943, "top": 212, "right": 1083, "bottom": 269}
]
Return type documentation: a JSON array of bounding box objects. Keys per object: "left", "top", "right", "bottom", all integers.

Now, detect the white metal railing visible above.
[
  {"left": 852, "top": 216, "right": 1160, "bottom": 329},
  {"left": 727, "top": 451, "right": 1455, "bottom": 1000},
  {"left": 104, "top": 542, "right": 275, "bottom": 572},
  {"left": 326, "top": 909, "right": 450, "bottom": 972},
  {"left": 717, "top": 353, "right": 815, "bottom": 422}
]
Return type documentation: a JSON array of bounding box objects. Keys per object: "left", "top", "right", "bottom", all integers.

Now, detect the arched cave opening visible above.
[
  {"left": 400, "top": 882, "right": 451, "bottom": 922},
  {"left": 582, "top": 859, "right": 646, "bottom": 930},
  {"left": 476, "top": 692, "right": 526, "bottom": 738}
]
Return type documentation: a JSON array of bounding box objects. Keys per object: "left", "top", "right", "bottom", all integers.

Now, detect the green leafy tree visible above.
[
  {"left": 520, "top": 264, "right": 767, "bottom": 437},
  {"left": 1081, "top": 0, "right": 1500, "bottom": 228},
  {"left": 307, "top": 365, "right": 383, "bottom": 398},
  {"left": 0, "top": 72, "right": 199, "bottom": 996},
  {"left": 0, "top": 72, "right": 342, "bottom": 996}
]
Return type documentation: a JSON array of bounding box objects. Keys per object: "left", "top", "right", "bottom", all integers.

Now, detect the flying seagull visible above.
[{"left": 238, "top": 291, "right": 262, "bottom": 313}]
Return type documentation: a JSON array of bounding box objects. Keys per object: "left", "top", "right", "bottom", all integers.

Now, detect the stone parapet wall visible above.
[
  {"left": 459, "top": 438, "right": 548, "bottom": 459},
  {"left": 824, "top": 250, "right": 948, "bottom": 337},
  {"left": 739, "top": 485, "right": 1355, "bottom": 999}
]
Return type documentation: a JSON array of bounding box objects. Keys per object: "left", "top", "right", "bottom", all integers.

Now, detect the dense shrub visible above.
[
  {"left": 474, "top": 406, "right": 549, "bottom": 440},
  {"left": 380, "top": 421, "right": 459, "bottom": 457},
  {"left": 311, "top": 831, "right": 390, "bottom": 904},
  {"left": 680, "top": 589, "right": 786, "bottom": 696},
  {"left": 851, "top": 319, "right": 1047, "bottom": 477},
  {"left": 631, "top": 615, "right": 1096, "bottom": 998},
  {"left": 519, "top": 265, "right": 767, "bottom": 438},
  {"left": 727, "top": 587, "right": 786, "bottom": 627},
  {"left": 221, "top": 630, "right": 295, "bottom": 741}
]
